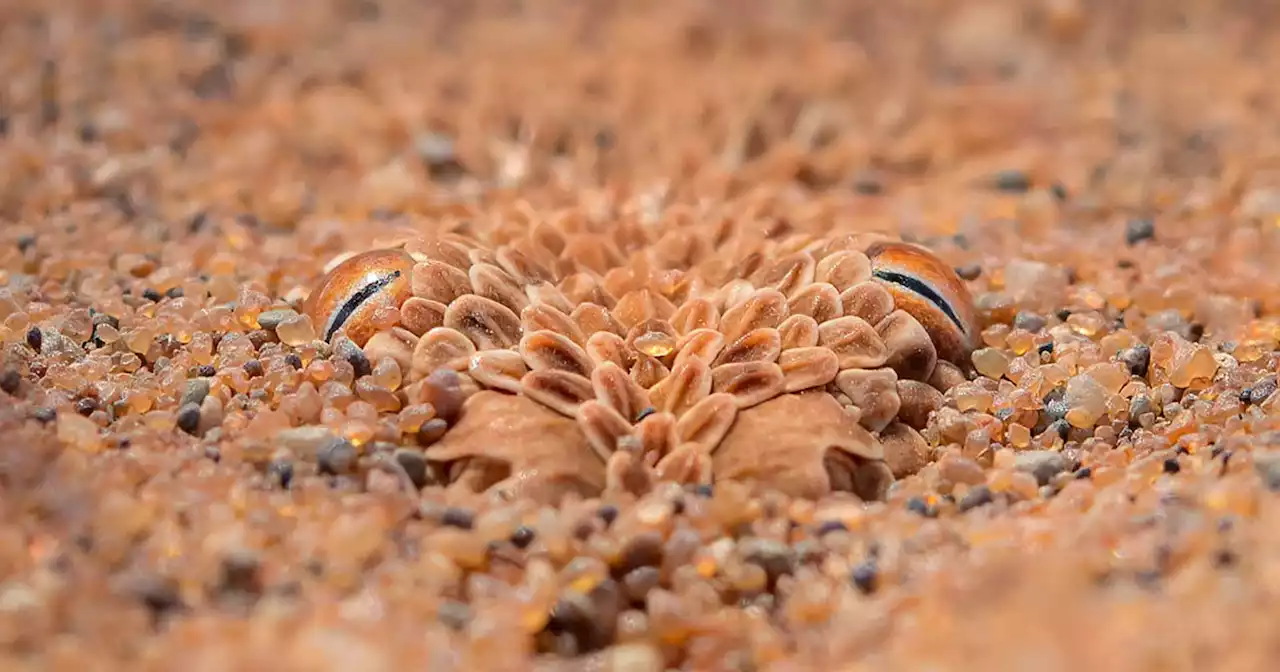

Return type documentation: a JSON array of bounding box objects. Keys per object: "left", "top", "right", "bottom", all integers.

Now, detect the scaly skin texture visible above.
[{"left": 309, "top": 229, "right": 977, "bottom": 505}]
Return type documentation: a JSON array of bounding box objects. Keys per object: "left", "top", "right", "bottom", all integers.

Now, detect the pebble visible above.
[
  {"left": 175, "top": 403, "right": 201, "bottom": 435},
  {"left": 740, "top": 538, "right": 796, "bottom": 586},
  {"left": 905, "top": 496, "right": 937, "bottom": 517},
  {"left": 510, "top": 526, "right": 536, "bottom": 549},
  {"left": 441, "top": 507, "right": 476, "bottom": 530},
  {"left": 957, "top": 484, "right": 994, "bottom": 512},
  {"left": 334, "top": 336, "right": 373, "bottom": 378},
  {"left": 955, "top": 263, "right": 982, "bottom": 281},
  {"left": 180, "top": 378, "right": 210, "bottom": 407},
  {"left": 1246, "top": 377, "right": 1277, "bottom": 406},
  {"left": 317, "top": 436, "right": 358, "bottom": 475},
  {"left": 1002, "top": 259, "right": 1069, "bottom": 309},
  {"left": 256, "top": 308, "right": 299, "bottom": 331},
  {"left": 196, "top": 395, "right": 224, "bottom": 436},
  {"left": 938, "top": 455, "right": 986, "bottom": 486},
  {"left": 267, "top": 454, "right": 295, "bottom": 489},
  {"left": 1125, "top": 218, "right": 1156, "bottom": 245},
  {"left": 850, "top": 560, "right": 879, "bottom": 594},
  {"left": 606, "top": 643, "right": 664, "bottom": 672},
  {"left": 393, "top": 448, "right": 429, "bottom": 488},
  {"left": 1120, "top": 344, "right": 1151, "bottom": 378},
  {"left": 1, "top": 369, "right": 20, "bottom": 394},
  {"left": 1013, "top": 311, "right": 1047, "bottom": 332},
  {"left": 616, "top": 532, "right": 665, "bottom": 574},
  {"left": 218, "top": 549, "right": 263, "bottom": 595},
  {"left": 1014, "top": 450, "right": 1070, "bottom": 486},
  {"left": 989, "top": 169, "right": 1031, "bottom": 193},
  {"left": 276, "top": 426, "right": 339, "bottom": 456},
  {"left": 26, "top": 326, "right": 42, "bottom": 352}
]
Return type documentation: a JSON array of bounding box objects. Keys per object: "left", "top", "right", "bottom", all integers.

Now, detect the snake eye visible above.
[
  {"left": 863, "top": 241, "right": 978, "bottom": 367},
  {"left": 304, "top": 248, "right": 415, "bottom": 346}
]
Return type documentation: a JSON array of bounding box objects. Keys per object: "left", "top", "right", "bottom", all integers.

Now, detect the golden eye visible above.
[
  {"left": 863, "top": 241, "right": 978, "bottom": 367},
  {"left": 303, "top": 248, "right": 415, "bottom": 347}
]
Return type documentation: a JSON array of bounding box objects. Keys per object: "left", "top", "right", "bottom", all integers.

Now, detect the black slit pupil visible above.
[
  {"left": 325, "top": 270, "right": 401, "bottom": 342},
  {"left": 872, "top": 269, "right": 967, "bottom": 335}
]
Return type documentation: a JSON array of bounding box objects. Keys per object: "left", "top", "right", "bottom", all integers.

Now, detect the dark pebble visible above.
[
  {"left": 1074, "top": 467, "right": 1093, "bottom": 480},
  {"left": 615, "top": 531, "right": 665, "bottom": 575},
  {"left": 165, "top": 286, "right": 184, "bottom": 299},
  {"left": 957, "top": 485, "right": 994, "bottom": 512},
  {"left": 218, "top": 549, "right": 263, "bottom": 595},
  {"left": 393, "top": 448, "right": 429, "bottom": 489},
  {"left": 175, "top": 402, "right": 201, "bottom": 435},
  {"left": 437, "top": 600, "right": 472, "bottom": 631},
  {"left": 285, "top": 353, "right": 303, "bottom": 370},
  {"left": 1163, "top": 458, "right": 1181, "bottom": 474},
  {"left": 955, "top": 263, "right": 982, "bottom": 281},
  {"left": 1120, "top": 344, "right": 1151, "bottom": 378},
  {"left": 1213, "top": 549, "right": 1237, "bottom": 569},
  {"left": 545, "top": 583, "right": 620, "bottom": 654},
  {"left": 1125, "top": 218, "right": 1156, "bottom": 246},
  {"left": 1044, "top": 397, "right": 1069, "bottom": 423},
  {"left": 247, "top": 329, "right": 275, "bottom": 350},
  {"left": 422, "top": 369, "right": 464, "bottom": 425},
  {"left": 197, "top": 364, "right": 216, "bottom": 377},
  {"left": 622, "top": 566, "right": 661, "bottom": 604},
  {"left": 905, "top": 496, "right": 937, "bottom": 517},
  {"left": 510, "top": 525, "right": 536, "bottom": 549},
  {"left": 181, "top": 379, "right": 210, "bottom": 407},
  {"left": 1015, "top": 451, "right": 1070, "bottom": 486},
  {"left": 416, "top": 418, "right": 449, "bottom": 446},
  {"left": 1038, "top": 342, "right": 1054, "bottom": 356},
  {"left": 255, "top": 308, "right": 299, "bottom": 331},
  {"left": 25, "top": 326, "right": 42, "bottom": 352},
  {"left": 75, "top": 398, "right": 98, "bottom": 416},
  {"left": 1247, "top": 377, "right": 1277, "bottom": 406},
  {"left": 572, "top": 519, "right": 596, "bottom": 541},
  {"left": 334, "top": 337, "right": 372, "bottom": 378},
  {"left": 441, "top": 507, "right": 475, "bottom": 530},
  {"left": 990, "top": 169, "right": 1031, "bottom": 193},
  {"left": 16, "top": 234, "right": 35, "bottom": 252},
  {"left": 740, "top": 538, "right": 796, "bottom": 587},
  {"left": 1045, "top": 419, "right": 1070, "bottom": 440},
  {"left": 851, "top": 171, "right": 884, "bottom": 195},
  {"left": 242, "top": 359, "right": 264, "bottom": 377},
  {"left": 118, "top": 573, "right": 184, "bottom": 623},
  {"left": 77, "top": 121, "right": 98, "bottom": 142},
  {"left": 851, "top": 561, "right": 879, "bottom": 595},
  {"left": 316, "top": 437, "right": 357, "bottom": 475},
  {"left": 91, "top": 312, "right": 120, "bottom": 332},
  {"left": 142, "top": 288, "right": 163, "bottom": 302},
  {"left": 597, "top": 504, "right": 619, "bottom": 526},
  {"left": 1129, "top": 395, "right": 1153, "bottom": 426},
  {"left": 815, "top": 520, "right": 848, "bottom": 536},
  {"left": 267, "top": 457, "right": 294, "bottom": 489},
  {"left": 1050, "top": 182, "right": 1069, "bottom": 201},
  {"left": 1013, "top": 311, "right": 1047, "bottom": 332},
  {"left": 0, "top": 369, "right": 19, "bottom": 394}
]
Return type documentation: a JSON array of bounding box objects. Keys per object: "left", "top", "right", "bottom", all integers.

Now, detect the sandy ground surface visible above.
[{"left": 4, "top": 0, "right": 1280, "bottom": 670}]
